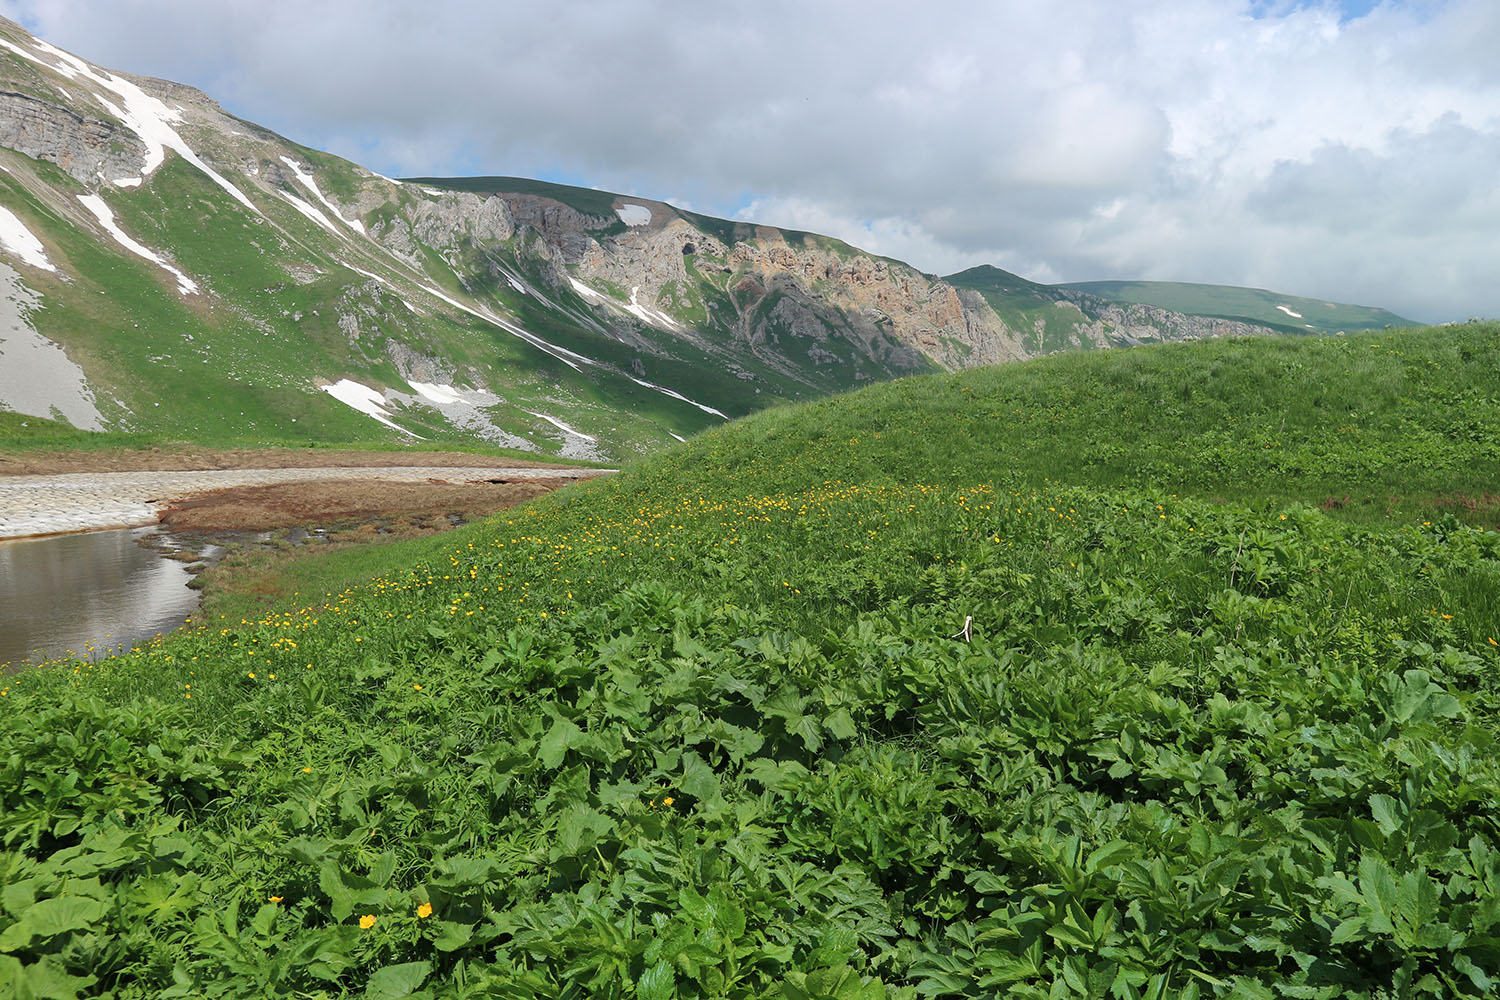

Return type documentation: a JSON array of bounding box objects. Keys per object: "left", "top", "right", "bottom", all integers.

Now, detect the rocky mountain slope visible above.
[{"left": 0, "top": 19, "right": 1414, "bottom": 461}]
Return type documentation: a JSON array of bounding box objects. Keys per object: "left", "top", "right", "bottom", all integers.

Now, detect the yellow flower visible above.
[
  {"left": 663, "top": 796, "right": 675, "bottom": 806},
  {"left": 417, "top": 902, "right": 433, "bottom": 919},
  {"left": 359, "top": 914, "right": 376, "bottom": 929},
  {"left": 268, "top": 896, "right": 283, "bottom": 903},
  {"left": 302, "top": 766, "right": 312, "bottom": 773},
  {"left": 413, "top": 684, "right": 423, "bottom": 691}
]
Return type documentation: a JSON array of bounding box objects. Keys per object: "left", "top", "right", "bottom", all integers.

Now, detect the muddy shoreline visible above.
[{"left": 2, "top": 448, "right": 611, "bottom": 615}]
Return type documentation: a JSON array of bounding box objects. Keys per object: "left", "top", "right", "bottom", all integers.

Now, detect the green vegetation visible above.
[
  {"left": 946, "top": 265, "right": 1057, "bottom": 300},
  {"left": 0, "top": 410, "right": 597, "bottom": 468},
  {"left": 3, "top": 324, "right": 1499, "bottom": 998},
  {"left": 1064, "top": 280, "right": 1415, "bottom": 335}
]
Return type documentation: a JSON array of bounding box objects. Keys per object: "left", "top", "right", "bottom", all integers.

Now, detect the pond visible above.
[{"left": 0, "top": 526, "right": 203, "bottom": 671}]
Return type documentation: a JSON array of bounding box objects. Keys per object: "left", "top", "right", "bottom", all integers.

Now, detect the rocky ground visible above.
[
  {"left": 0, "top": 449, "right": 611, "bottom": 538},
  {"left": 0, "top": 447, "right": 596, "bottom": 476}
]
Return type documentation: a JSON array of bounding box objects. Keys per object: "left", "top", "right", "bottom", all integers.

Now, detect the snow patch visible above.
[
  {"left": 397, "top": 380, "right": 535, "bottom": 451},
  {"left": 570, "top": 278, "right": 604, "bottom": 301},
  {"left": 0, "top": 206, "right": 56, "bottom": 272},
  {"left": 319, "top": 378, "right": 420, "bottom": 436},
  {"left": 421, "top": 187, "right": 445, "bottom": 197},
  {"left": 625, "top": 285, "right": 682, "bottom": 330},
  {"left": 280, "top": 157, "right": 365, "bottom": 234},
  {"left": 0, "top": 262, "right": 104, "bottom": 429},
  {"left": 279, "top": 190, "right": 342, "bottom": 236},
  {"left": 339, "top": 261, "right": 424, "bottom": 314},
  {"left": 668, "top": 431, "right": 687, "bottom": 443},
  {"left": 0, "top": 37, "right": 262, "bottom": 215},
  {"left": 624, "top": 372, "right": 728, "bottom": 418},
  {"left": 406, "top": 277, "right": 725, "bottom": 423},
  {"left": 407, "top": 381, "right": 465, "bottom": 405},
  {"left": 527, "top": 410, "right": 597, "bottom": 443},
  {"left": 77, "top": 194, "right": 197, "bottom": 294},
  {"left": 615, "top": 203, "right": 651, "bottom": 226},
  {"left": 111, "top": 176, "right": 142, "bottom": 188},
  {"left": 1276, "top": 304, "right": 1304, "bottom": 319},
  {"left": 416, "top": 281, "right": 587, "bottom": 372}
]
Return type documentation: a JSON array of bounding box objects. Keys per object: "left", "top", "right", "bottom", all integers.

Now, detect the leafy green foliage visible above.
[{"left": 3, "top": 326, "right": 1500, "bottom": 996}]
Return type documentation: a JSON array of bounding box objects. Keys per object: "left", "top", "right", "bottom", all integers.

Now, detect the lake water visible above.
[{"left": 0, "top": 526, "right": 201, "bottom": 671}]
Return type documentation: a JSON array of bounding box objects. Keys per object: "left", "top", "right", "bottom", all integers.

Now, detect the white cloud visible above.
[{"left": 2, "top": 0, "right": 1496, "bottom": 320}]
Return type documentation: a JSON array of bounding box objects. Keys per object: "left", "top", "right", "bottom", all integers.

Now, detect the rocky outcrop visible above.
[
  {"left": 0, "top": 90, "right": 145, "bottom": 184},
  {"left": 372, "top": 191, "right": 517, "bottom": 265},
  {"left": 1050, "top": 291, "right": 1274, "bottom": 347},
  {"left": 577, "top": 218, "right": 721, "bottom": 296},
  {"left": 371, "top": 177, "right": 1280, "bottom": 388},
  {"left": 726, "top": 236, "right": 1000, "bottom": 373}
]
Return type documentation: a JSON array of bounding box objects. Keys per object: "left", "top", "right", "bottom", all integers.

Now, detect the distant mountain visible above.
[
  {"left": 0, "top": 19, "right": 1420, "bottom": 459},
  {"left": 1062, "top": 280, "right": 1415, "bottom": 335},
  {"left": 944, "top": 265, "right": 1281, "bottom": 354}
]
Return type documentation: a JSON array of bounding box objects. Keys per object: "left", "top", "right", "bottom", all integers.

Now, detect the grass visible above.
[
  {"left": 0, "top": 410, "right": 613, "bottom": 469},
  {"left": 2, "top": 321, "right": 1498, "bottom": 997},
  {"left": 1064, "top": 280, "right": 1415, "bottom": 333}
]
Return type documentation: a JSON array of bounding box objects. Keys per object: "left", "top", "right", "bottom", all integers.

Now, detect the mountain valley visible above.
[{"left": 0, "top": 18, "right": 1414, "bottom": 462}]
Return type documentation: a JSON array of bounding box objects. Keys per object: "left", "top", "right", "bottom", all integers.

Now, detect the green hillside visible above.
[
  {"left": 3, "top": 324, "right": 1499, "bottom": 998},
  {"left": 1064, "top": 279, "right": 1416, "bottom": 334},
  {"left": 945, "top": 265, "right": 1296, "bottom": 356}
]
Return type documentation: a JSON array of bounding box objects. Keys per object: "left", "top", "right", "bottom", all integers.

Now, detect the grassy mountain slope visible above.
[
  {"left": 1064, "top": 279, "right": 1415, "bottom": 334},
  {"left": 4, "top": 323, "right": 1498, "bottom": 997},
  {"left": 945, "top": 264, "right": 1285, "bottom": 356},
  {"left": 2, "top": 21, "right": 1423, "bottom": 464}
]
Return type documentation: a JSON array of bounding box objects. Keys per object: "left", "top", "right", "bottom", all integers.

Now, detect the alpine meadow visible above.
[
  {"left": 4, "top": 322, "right": 1500, "bottom": 998},
  {"left": 3, "top": 8, "right": 1500, "bottom": 1000}
]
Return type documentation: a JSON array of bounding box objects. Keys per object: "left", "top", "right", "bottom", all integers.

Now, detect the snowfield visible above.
[
  {"left": 625, "top": 285, "right": 683, "bottom": 330},
  {"left": 280, "top": 157, "right": 366, "bottom": 235},
  {"left": 279, "top": 190, "right": 344, "bottom": 236},
  {"left": 319, "top": 378, "right": 419, "bottom": 436},
  {"left": 527, "top": 410, "right": 597, "bottom": 443},
  {"left": 570, "top": 278, "right": 604, "bottom": 301},
  {"left": 616, "top": 204, "right": 651, "bottom": 226},
  {"left": 0, "top": 37, "right": 261, "bottom": 215},
  {"left": 407, "top": 381, "right": 466, "bottom": 406},
  {"left": 0, "top": 206, "right": 57, "bottom": 272},
  {"left": 0, "top": 262, "right": 105, "bottom": 430}
]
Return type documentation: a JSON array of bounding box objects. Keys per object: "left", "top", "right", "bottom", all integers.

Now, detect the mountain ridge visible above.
[{"left": 0, "top": 18, "right": 1418, "bottom": 460}]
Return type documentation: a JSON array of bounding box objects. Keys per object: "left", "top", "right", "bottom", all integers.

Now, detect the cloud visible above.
[{"left": 2, "top": 0, "right": 1496, "bottom": 320}]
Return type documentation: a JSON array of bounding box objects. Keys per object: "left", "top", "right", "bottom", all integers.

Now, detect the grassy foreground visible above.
[{"left": 3, "top": 324, "right": 1500, "bottom": 998}]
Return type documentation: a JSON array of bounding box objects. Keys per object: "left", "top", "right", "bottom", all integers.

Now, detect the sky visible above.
[{"left": 2, "top": 0, "right": 1496, "bottom": 323}]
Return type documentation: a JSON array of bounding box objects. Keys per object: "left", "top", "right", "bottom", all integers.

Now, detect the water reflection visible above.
[{"left": 0, "top": 527, "right": 200, "bottom": 670}]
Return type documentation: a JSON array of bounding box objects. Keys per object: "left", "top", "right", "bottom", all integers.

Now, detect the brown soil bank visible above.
[{"left": 159, "top": 475, "right": 582, "bottom": 533}]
